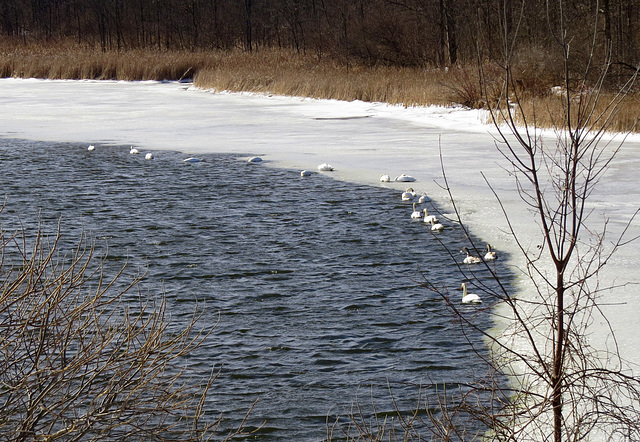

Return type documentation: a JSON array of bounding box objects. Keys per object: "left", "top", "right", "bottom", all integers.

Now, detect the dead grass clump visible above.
[{"left": 511, "top": 91, "right": 640, "bottom": 133}]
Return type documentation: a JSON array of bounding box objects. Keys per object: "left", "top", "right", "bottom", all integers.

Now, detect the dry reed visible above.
[{"left": 1, "top": 39, "right": 639, "bottom": 132}]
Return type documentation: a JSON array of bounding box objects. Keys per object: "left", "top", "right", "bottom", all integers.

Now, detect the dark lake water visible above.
[{"left": 0, "top": 139, "right": 508, "bottom": 440}]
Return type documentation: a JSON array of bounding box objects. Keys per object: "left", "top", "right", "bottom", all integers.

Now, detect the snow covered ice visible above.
[{"left": 1, "top": 78, "right": 638, "bottom": 370}]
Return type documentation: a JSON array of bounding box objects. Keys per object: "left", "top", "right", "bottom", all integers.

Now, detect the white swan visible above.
[
  {"left": 129, "top": 146, "right": 139, "bottom": 154},
  {"left": 87, "top": 145, "right": 95, "bottom": 151},
  {"left": 300, "top": 170, "right": 313, "bottom": 177},
  {"left": 317, "top": 163, "right": 334, "bottom": 171},
  {"left": 422, "top": 208, "right": 438, "bottom": 224},
  {"left": 401, "top": 188, "right": 416, "bottom": 201},
  {"left": 248, "top": 156, "right": 262, "bottom": 163},
  {"left": 380, "top": 174, "right": 391, "bottom": 182},
  {"left": 485, "top": 244, "right": 497, "bottom": 261},
  {"left": 395, "top": 174, "right": 416, "bottom": 182},
  {"left": 462, "top": 247, "right": 482, "bottom": 264},
  {"left": 429, "top": 219, "right": 444, "bottom": 231},
  {"left": 183, "top": 157, "right": 202, "bottom": 163},
  {"left": 418, "top": 193, "right": 429, "bottom": 203},
  {"left": 410, "top": 203, "right": 422, "bottom": 219},
  {"left": 460, "top": 282, "right": 482, "bottom": 304}
]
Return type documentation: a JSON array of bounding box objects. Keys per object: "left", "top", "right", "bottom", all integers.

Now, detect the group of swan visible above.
[
  {"left": 299, "top": 162, "right": 334, "bottom": 177},
  {"left": 404, "top": 189, "right": 442, "bottom": 230},
  {"left": 462, "top": 245, "right": 497, "bottom": 264},
  {"left": 120, "top": 145, "right": 155, "bottom": 159},
  {"left": 399, "top": 187, "right": 499, "bottom": 304},
  {"left": 380, "top": 173, "right": 416, "bottom": 183},
  {"left": 401, "top": 187, "right": 429, "bottom": 203},
  {"left": 87, "top": 144, "right": 206, "bottom": 162}
]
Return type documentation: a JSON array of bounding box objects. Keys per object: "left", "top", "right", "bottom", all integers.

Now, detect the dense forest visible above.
[{"left": 2, "top": 0, "right": 640, "bottom": 70}]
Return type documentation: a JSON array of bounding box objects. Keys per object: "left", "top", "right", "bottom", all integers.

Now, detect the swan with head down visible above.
[
  {"left": 401, "top": 188, "right": 417, "bottom": 201},
  {"left": 395, "top": 174, "right": 416, "bottom": 182},
  {"left": 317, "top": 163, "right": 334, "bottom": 171}
]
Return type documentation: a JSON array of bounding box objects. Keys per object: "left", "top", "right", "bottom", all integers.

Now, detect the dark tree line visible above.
[{"left": 2, "top": 0, "right": 640, "bottom": 70}]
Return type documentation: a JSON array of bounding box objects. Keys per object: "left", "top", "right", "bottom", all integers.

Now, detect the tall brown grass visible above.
[
  {"left": 192, "top": 47, "right": 453, "bottom": 107},
  {"left": 1, "top": 39, "right": 639, "bottom": 132}
]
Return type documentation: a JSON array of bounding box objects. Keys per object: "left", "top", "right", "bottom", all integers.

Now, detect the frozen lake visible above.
[{"left": 1, "top": 78, "right": 638, "bottom": 437}]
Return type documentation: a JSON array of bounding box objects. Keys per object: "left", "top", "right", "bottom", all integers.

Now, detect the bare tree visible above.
[
  {"left": 0, "top": 219, "right": 251, "bottom": 441},
  {"left": 446, "top": 0, "right": 640, "bottom": 439}
]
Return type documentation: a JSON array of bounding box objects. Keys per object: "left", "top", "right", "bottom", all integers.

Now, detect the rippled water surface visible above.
[{"left": 0, "top": 139, "right": 505, "bottom": 440}]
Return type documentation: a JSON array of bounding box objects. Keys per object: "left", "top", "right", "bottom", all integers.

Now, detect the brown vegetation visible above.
[
  {"left": 1, "top": 39, "right": 639, "bottom": 132},
  {"left": 1, "top": 0, "right": 640, "bottom": 133}
]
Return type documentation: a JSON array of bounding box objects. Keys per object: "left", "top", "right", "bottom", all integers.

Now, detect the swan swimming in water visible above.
[
  {"left": 380, "top": 174, "right": 391, "bottom": 182},
  {"left": 317, "top": 163, "right": 334, "bottom": 171},
  {"left": 429, "top": 219, "right": 444, "bottom": 231},
  {"left": 401, "top": 188, "right": 417, "bottom": 201},
  {"left": 248, "top": 156, "right": 262, "bottom": 163},
  {"left": 129, "top": 146, "right": 139, "bottom": 154},
  {"left": 183, "top": 157, "right": 202, "bottom": 163},
  {"left": 460, "top": 283, "right": 482, "bottom": 304},
  {"left": 462, "top": 247, "right": 482, "bottom": 264},
  {"left": 422, "top": 208, "right": 438, "bottom": 224},
  {"left": 87, "top": 145, "right": 95, "bottom": 151},
  {"left": 418, "top": 193, "right": 428, "bottom": 203},
  {"left": 484, "top": 244, "right": 497, "bottom": 261},
  {"left": 395, "top": 174, "right": 416, "bottom": 182},
  {"left": 145, "top": 153, "right": 154, "bottom": 160},
  {"left": 411, "top": 203, "right": 422, "bottom": 219},
  {"left": 300, "top": 170, "right": 313, "bottom": 177}
]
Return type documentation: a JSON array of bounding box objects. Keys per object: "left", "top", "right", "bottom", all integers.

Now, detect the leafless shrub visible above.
[{"left": 0, "top": 217, "right": 251, "bottom": 440}]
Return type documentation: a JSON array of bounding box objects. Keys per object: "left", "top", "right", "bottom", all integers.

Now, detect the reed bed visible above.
[
  {"left": 192, "top": 47, "right": 453, "bottom": 107},
  {"left": 1, "top": 40, "right": 639, "bottom": 132},
  {"left": 512, "top": 93, "right": 640, "bottom": 134}
]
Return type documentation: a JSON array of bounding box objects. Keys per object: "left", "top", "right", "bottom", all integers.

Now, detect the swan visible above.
[
  {"left": 418, "top": 193, "right": 429, "bottom": 203},
  {"left": 429, "top": 219, "right": 444, "bottom": 231},
  {"left": 183, "top": 157, "right": 202, "bottom": 163},
  {"left": 395, "top": 174, "right": 416, "bottom": 182},
  {"left": 462, "top": 247, "right": 482, "bottom": 264},
  {"left": 248, "top": 156, "right": 262, "bottom": 163},
  {"left": 401, "top": 188, "right": 416, "bottom": 201},
  {"left": 300, "top": 170, "right": 313, "bottom": 177},
  {"left": 145, "top": 153, "right": 154, "bottom": 160},
  {"left": 485, "top": 244, "right": 497, "bottom": 261},
  {"left": 422, "top": 208, "right": 438, "bottom": 224},
  {"left": 129, "top": 146, "right": 139, "bottom": 154},
  {"left": 380, "top": 174, "right": 391, "bottom": 182},
  {"left": 410, "top": 203, "right": 422, "bottom": 219},
  {"left": 317, "top": 163, "right": 334, "bottom": 171},
  {"left": 460, "top": 283, "right": 482, "bottom": 304},
  {"left": 87, "top": 145, "right": 95, "bottom": 151}
]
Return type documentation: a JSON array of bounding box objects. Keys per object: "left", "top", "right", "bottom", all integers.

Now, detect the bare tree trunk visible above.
[{"left": 245, "top": 0, "right": 253, "bottom": 51}]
